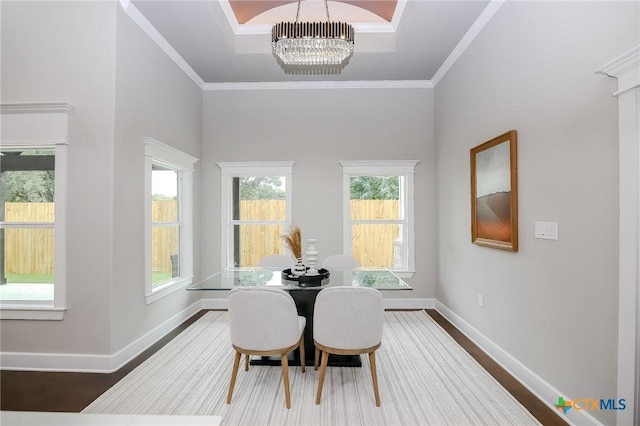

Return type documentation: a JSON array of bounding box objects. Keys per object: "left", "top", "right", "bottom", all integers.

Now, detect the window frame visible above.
[
  {"left": 217, "top": 161, "right": 294, "bottom": 269},
  {"left": 0, "top": 102, "right": 72, "bottom": 320},
  {"left": 144, "top": 137, "right": 198, "bottom": 304},
  {"left": 340, "top": 160, "right": 418, "bottom": 278}
]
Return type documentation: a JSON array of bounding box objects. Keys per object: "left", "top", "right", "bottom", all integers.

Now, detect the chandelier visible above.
[{"left": 271, "top": 0, "right": 355, "bottom": 66}]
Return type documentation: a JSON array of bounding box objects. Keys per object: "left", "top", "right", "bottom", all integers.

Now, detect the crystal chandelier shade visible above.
[{"left": 271, "top": 1, "right": 355, "bottom": 66}]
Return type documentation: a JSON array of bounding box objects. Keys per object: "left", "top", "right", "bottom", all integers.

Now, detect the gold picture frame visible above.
[{"left": 470, "top": 130, "right": 518, "bottom": 251}]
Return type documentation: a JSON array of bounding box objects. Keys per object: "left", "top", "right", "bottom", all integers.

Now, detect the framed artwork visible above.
[{"left": 470, "top": 130, "right": 518, "bottom": 251}]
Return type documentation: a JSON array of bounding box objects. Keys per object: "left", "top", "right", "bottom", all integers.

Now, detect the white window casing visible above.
[
  {"left": 144, "top": 137, "right": 198, "bottom": 304},
  {"left": 340, "top": 160, "right": 418, "bottom": 278},
  {"left": 0, "top": 102, "right": 73, "bottom": 320},
  {"left": 217, "top": 161, "right": 294, "bottom": 269}
]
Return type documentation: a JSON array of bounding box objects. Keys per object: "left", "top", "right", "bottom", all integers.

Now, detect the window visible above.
[
  {"left": 218, "top": 162, "right": 294, "bottom": 268},
  {"left": 144, "top": 138, "right": 198, "bottom": 304},
  {"left": 340, "top": 160, "right": 418, "bottom": 277},
  {"left": 0, "top": 102, "right": 71, "bottom": 320}
]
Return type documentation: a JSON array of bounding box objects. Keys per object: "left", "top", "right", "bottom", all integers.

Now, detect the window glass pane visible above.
[
  {"left": 350, "top": 176, "right": 399, "bottom": 220},
  {"left": 234, "top": 176, "right": 286, "bottom": 221},
  {"left": 352, "top": 223, "right": 402, "bottom": 268},
  {"left": 1, "top": 149, "right": 55, "bottom": 223},
  {"left": 152, "top": 167, "right": 178, "bottom": 222},
  {"left": 350, "top": 199, "right": 400, "bottom": 221},
  {"left": 233, "top": 223, "right": 285, "bottom": 267},
  {"left": 0, "top": 228, "right": 54, "bottom": 301},
  {"left": 151, "top": 224, "right": 179, "bottom": 285}
]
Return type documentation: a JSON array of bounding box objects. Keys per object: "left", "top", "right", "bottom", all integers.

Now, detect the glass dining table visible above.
[{"left": 187, "top": 267, "right": 412, "bottom": 367}]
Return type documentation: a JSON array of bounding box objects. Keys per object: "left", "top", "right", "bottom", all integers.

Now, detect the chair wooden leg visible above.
[
  {"left": 244, "top": 354, "right": 249, "bottom": 371},
  {"left": 314, "top": 347, "right": 320, "bottom": 370},
  {"left": 281, "top": 354, "right": 291, "bottom": 409},
  {"left": 315, "top": 350, "right": 329, "bottom": 404},
  {"left": 369, "top": 351, "right": 381, "bottom": 407},
  {"left": 299, "top": 335, "right": 306, "bottom": 373},
  {"left": 227, "top": 351, "right": 242, "bottom": 404}
]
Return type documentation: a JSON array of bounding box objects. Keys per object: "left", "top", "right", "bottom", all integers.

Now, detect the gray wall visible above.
[
  {"left": 201, "top": 88, "right": 436, "bottom": 298},
  {"left": 1, "top": 1, "right": 117, "bottom": 354},
  {"left": 111, "top": 5, "right": 202, "bottom": 352},
  {"left": 434, "top": 1, "right": 638, "bottom": 424},
  {"left": 0, "top": 1, "right": 203, "bottom": 357}
]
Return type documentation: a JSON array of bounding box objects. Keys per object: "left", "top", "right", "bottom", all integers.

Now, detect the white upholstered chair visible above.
[
  {"left": 257, "top": 254, "right": 294, "bottom": 268},
  {"left": 313, "top": 286, "right": 384, "bottom": 406},
  {"left": 321, "top": 254, "right": 361, "bottom": 270},
  {"left": 226, "top": 287, "right": 306, "bottom": 409}
]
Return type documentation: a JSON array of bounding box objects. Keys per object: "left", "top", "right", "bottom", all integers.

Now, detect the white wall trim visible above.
[
  {"left": 200, "top": 298, "right": 229, "bottom": 310},
  {"left": 0, "top": 305, "right": 66, "bottom": 321},
  {"left": 1, "top": 102, "right": 74, "bottom": 114},
  {"left": 1, "top": 103, "right": 72, "bottom": 320},
  {"left": 118, "top": 0, "right": 205, "bottom": 89},
  {"left": 596, "top": 46, "right": 640, "bottom": 80},
  {"left": 430, "top": 0, "right": 505, "bottom": 86},
  {"left": 597, "top": 45, "right": 640, "bottom": 426},
  {"left": 385, "top": 297, "right": 433, "bottom": 310},
  {"left": 435, "top": 300, "right": 602, "bottom": 426},
  {"left": 143, "top": 137, "right": 199, "bottom": 170},
  {"left": 0, "top": 301, "right": 202, "bottom": 372},
  {"left": 203, "top": 80, "right": 433, "bottom": 91}
]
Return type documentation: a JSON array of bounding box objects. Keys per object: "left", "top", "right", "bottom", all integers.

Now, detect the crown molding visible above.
[
  {"left": 203, "top": 80, "right": 433, "bottom": 91},
  {"left": 596, "top": 46, "right": 640, "bottom": 97},
  {"left": 1, "top": 102, "right": 74, "bottom": 114},
  {"left": 431, "top": 0, "right": 505, "bottom": 86},
  {"left": 596, "top": 46, "right": 640, "bottom": 79},
  {"left": 118, "top": 0, "right": 205, "bottom": 90}
]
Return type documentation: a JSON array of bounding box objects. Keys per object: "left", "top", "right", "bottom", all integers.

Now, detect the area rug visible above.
[{"left": 83, "top": 310, "right": 540, "bottom": 425}]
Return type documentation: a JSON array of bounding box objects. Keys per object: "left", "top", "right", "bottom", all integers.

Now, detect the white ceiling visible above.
[{"left": 127, "top": 0, "right": 494, "bottom": 86}]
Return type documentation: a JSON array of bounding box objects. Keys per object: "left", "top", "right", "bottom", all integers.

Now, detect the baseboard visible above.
[
  {"left": 434, "top": 300, "right": 603, "bottom": 426},
  {"left": 200, "top": 298, "right": 228, "bottom": 310},
  {"left": 0, "top": 300, "right": 203, "bottom": 373},
  {"left": 385, "top": 297, "right": 434, "bottom": 310}
]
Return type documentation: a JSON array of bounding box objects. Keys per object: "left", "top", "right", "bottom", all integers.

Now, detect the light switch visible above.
[{"left": 535, "top": 221, "right": 558, "bottom": 240}]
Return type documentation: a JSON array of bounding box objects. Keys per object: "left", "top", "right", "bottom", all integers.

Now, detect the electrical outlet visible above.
[{"left": 478, "top": 294, "right": 484, "bottom": 307}]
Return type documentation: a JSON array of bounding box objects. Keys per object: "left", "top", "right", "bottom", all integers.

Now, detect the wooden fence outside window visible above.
[{"left": 3, "top": 199, "right": 400, "bottom": 274}]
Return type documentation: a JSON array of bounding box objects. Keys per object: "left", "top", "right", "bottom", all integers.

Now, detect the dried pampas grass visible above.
[{"left": 282, "top": 224, "right": 302, "bottom": 259}]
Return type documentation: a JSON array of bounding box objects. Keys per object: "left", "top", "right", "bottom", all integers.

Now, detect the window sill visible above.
[
  {"left": 145, "top": 275, "right": 194, "bottom": 304},
  {"left": 0, "top": 304, "right": 67, "bottom": 320},
  {"left": 392, "top": 270, "right": 415, "bottom": 279}
]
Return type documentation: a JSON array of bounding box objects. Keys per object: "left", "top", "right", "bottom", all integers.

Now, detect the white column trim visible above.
[{"left": 597, "top": 45, "right": 640, "bottom": 426}]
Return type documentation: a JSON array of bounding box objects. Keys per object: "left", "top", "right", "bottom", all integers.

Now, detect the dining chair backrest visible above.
[
  {"left": 314, "top": 286, "right": 384, "bottom": 350},
  {"left": 257, "top": 254, "right": 294, "bottom": 268},
  {"left": 321, "top": 254, "right": 361, "bottom": 270},
  {"left": 227, "top": 286, "right": 306, "bottom": 409},
  {"left": 228, "top": 287, "right": 301, "bottom": 351},
  {"left": 313, "top": 286, "right": 384, "bottom": 406}
]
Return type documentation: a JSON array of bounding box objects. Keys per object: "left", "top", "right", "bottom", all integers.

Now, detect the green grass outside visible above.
[
  {"left": 4, "top": 273, "right": 54, "bottom": 283},
  {"left": 5, "top": 272, "right": 172, "bottom": 284},
  {"left": 152, "top": 272, "right": 172, "bottom": 284}
]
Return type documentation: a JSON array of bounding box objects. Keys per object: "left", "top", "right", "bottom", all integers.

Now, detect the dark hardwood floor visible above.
[
  {"left": 0, "top": 310, "right": 208, "bottom": 413},
  {"left": 1, "top": 309, "right": 567, "bottom": 425},
  {"left": 425, "top": 309, "right": 567, "bottom": 426}
]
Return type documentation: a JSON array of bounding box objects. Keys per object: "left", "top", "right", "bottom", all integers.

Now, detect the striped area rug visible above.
[{"left": 84, "top": 311, "right": 540, "bottom": 425}]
